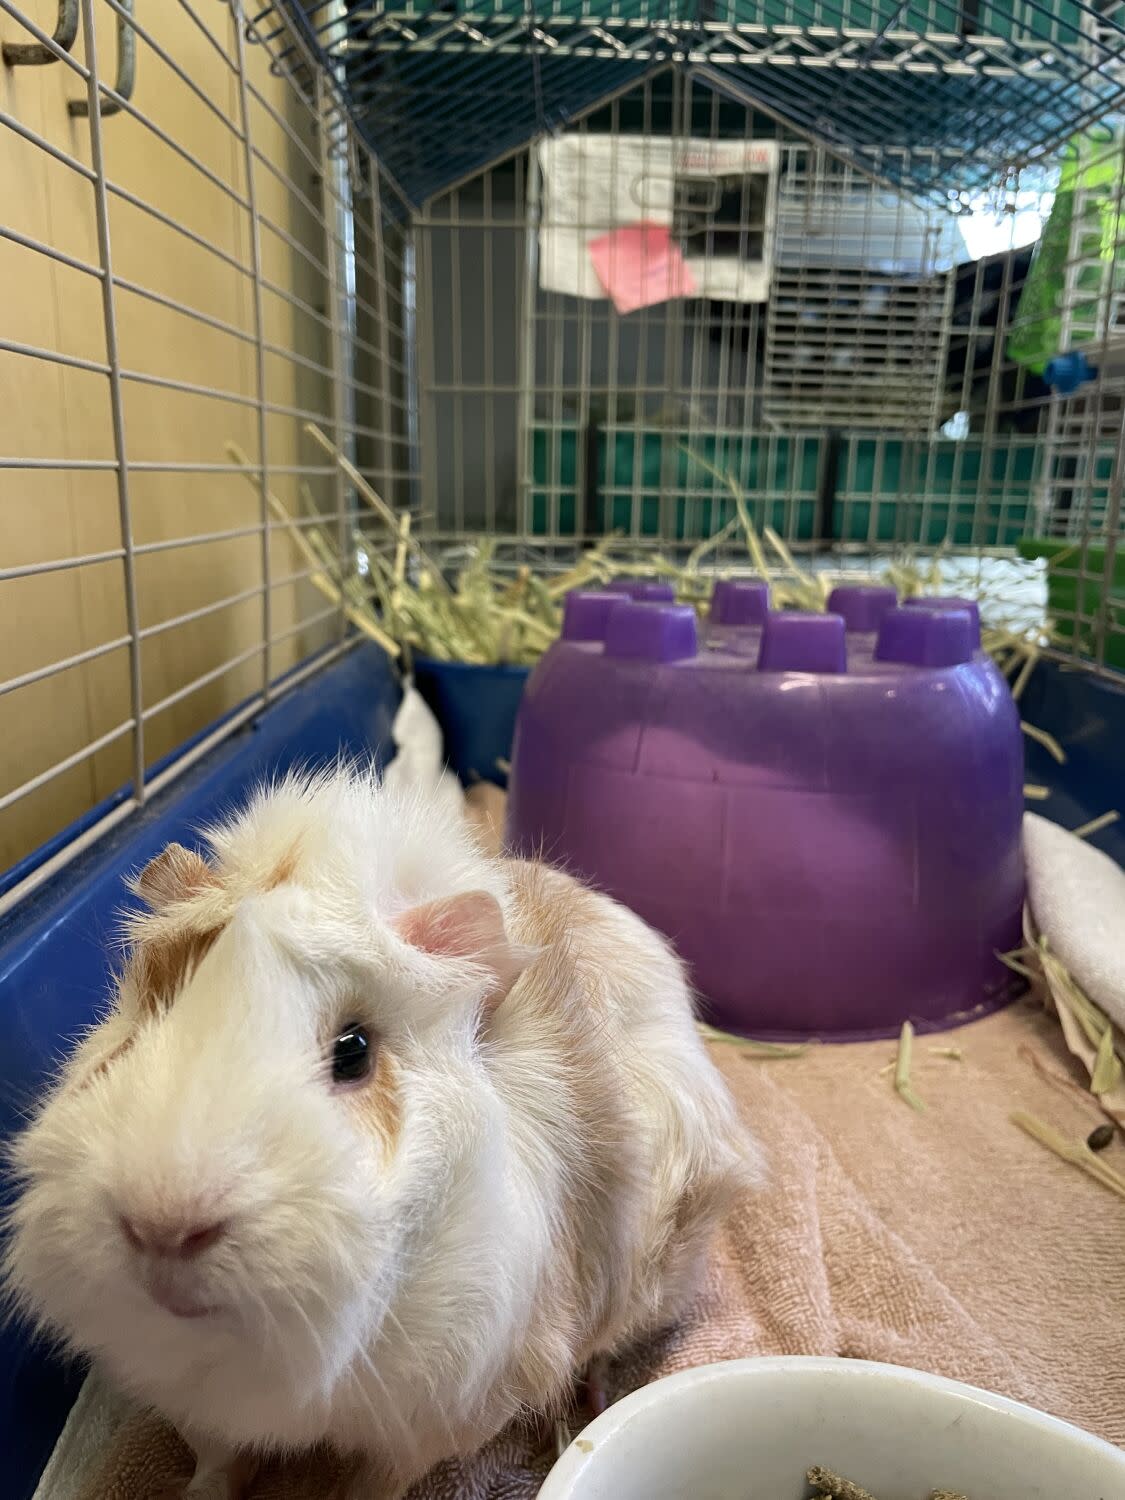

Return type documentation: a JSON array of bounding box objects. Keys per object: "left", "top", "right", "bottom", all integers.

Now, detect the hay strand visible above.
[
  {"left": 1072, "top": 810, "right": 1120, "bottom": 840},
  {"left": 697, "top": 1022, "right": 810, "bottom": 1058},
  {"left": 225, "top": 441, "right": 400, "bottom": 658},
  {"left": 303, "top": 423, "right": 451, "bottom": 593},
  {"left": 1014, "top": 924, "right": 1125, "bottom": 1129},
  {"left": 894, "top": 1021, "right": 927, "bottom": 1112},
  {"left": 1020, "top": 721, "right": 1067, "bottom": 764},
  {"left": 226, "top": 433, "right": 1075, "bottom": 710},
  {"left": 1011, "top": 1110, "right": 1125, "bottom": 1201}
]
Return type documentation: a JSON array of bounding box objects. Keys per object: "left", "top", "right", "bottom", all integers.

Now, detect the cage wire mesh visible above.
[
  {"left": 0, "top": 0, "right": 412, "bottom": 902},
  {"left": 1, "top": 0, "right": 1124, "bottom": 907}
]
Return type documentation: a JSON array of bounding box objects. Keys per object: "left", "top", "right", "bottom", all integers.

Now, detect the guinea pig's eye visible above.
[{"left": 331, "top": 1023, "right": 373, "bottom": 1085}]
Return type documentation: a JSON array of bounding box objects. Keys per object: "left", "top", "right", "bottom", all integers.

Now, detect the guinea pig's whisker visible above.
[
  {"left": 241, "top": 1277, "right": 290, "bottom": 1362},
  {"left": 344, "top": 1340, "right": 425, "bottom": 1470},
  {"left": 374, "top": 1298, "right": 412, "bottom": 1358},
  {"left": 344, "top": 1348, "right": 395, "bottom": 1435},
  {"left": 292, "top": 1280, "right": 422, "bottom": 1461},
  {"left": 282, "top": 1285, "right": 333, "bottom": 1373}
]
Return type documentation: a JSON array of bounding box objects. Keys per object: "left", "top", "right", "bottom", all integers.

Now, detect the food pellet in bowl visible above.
[
  {"left": 807, "top": 1467, "right": 878, "bottom": 1500},
  {"left": 807, "top": 1468, "right": 968, "bottom": 1500}
]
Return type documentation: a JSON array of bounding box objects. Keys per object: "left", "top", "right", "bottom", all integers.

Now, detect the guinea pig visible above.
[{"left": 4, "top": 767, "right": 759, "bottom": 1498}]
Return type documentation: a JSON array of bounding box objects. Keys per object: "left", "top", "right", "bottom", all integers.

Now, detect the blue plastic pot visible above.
[{"left": 413, "top": 657, "right": 530, "bottom": 787}]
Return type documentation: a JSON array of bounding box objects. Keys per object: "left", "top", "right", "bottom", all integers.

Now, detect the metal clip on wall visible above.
[
  {"left": 2, "top": 0, "right": 77, "bottom": 66},
  {"left": 67, "top": 0, "right": 135, "bottom": 117}
]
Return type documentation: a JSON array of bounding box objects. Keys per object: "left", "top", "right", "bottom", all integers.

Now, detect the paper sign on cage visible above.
[
  {"left": 538, "top": 134, "right": 778, "bottom": 305},
  {"left": 587, "top": 222, "right": 698, "bottom": 314}
]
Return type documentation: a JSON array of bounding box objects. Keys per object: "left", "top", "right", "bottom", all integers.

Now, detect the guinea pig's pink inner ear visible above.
[
  {"left": 393, "top": 890, "right": 529, "bottom": 1012},
  {"left": 134, "top": 842, "right": 217, "bottom": 909}
]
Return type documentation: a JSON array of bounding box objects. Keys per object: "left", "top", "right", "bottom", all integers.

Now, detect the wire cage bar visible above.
[
  {"left": 409, "top": 66, "right": 1111, "bottom": 556},
  {"left": 254, "top": 0, "right": 1125, "bottom": 205},
  {"left": 0, "top": 0, "right": 416, "bottom": 910}
]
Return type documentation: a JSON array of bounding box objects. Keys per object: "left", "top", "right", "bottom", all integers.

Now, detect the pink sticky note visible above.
[{"left": 587, "top": 222, "right": 697, "bottom": 314}]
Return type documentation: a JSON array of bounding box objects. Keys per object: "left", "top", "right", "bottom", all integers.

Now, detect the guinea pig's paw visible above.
[
  {"left": 178, "top": 1478, "right": 236, "bottom": 1500},
  {"left": 581, "top": 1351, "right": 615, "bottom": 1418},
  {"left": 177, "top": 1448, "right": 257, "bottom": 1500},
  {"left": 171, "top": 1478, "right": 244, "bottom": 1500}
]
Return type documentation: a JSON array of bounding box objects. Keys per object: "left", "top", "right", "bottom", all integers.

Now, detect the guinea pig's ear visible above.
[
  {"left": 393, "top": 890, "right": 531, "bottom": 1012},
  {"left": 134, "top": 842, "right": 216, "bottom": 910}
]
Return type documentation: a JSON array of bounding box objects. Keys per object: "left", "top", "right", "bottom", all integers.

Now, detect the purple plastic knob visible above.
[
  {"left": 604, "top": 601, "right": 698, "bottom": 663},
  {"left": 711, "top": 579, "right": 770, "bottom": 626},
  {"left": 876, "top": 605, "right": 974, "bottom": 667},
  {"left": 903, "top": 595, "right": 982, "bottom": 648},
  {"left": 827, "top": 585, "right": 898, "bottom": 633},
  {"left": 606, "top": 578, "right": 676, "bottom": 603},
  {"left": 757, "top": 612, "right": 847, "bottom": 674},
  {"left": 562, "top": 590, "right": 623, "bottom": 643}
]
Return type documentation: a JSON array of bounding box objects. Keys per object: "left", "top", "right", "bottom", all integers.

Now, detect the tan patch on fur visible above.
[
  {"left": 129, "top": 925, "right": 223, "bottom": 1017},
  {"left": 128, "top": 835, "right": 308, "bottom": 1018},
  {"left": 491, "top": 857, "right": 752, "bottom": 1421},
  {"left": 262, "top": 843, "right": 301, "bottom": 891},
  {"left": 76, "top": 1034, "right": 135, "bottom": 1092},
  {"left": 498, "top": 861, "right": 642, "bottom": 1402},
  {"left": 464, "top": 782, "right": 506, "bottom": 857},
  {"left": 136, "top": 844, "right": 217, "bottom": 909},
  {"left": 356, "top": 1044, "right": 402, "bottom": 1154}
]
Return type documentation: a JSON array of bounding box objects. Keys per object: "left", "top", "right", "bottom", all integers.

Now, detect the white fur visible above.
[{"left": 4, "top": 768, "right": 757, "bottom": 1496}]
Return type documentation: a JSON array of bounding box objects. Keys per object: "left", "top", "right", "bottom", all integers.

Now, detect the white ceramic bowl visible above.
[{"left": 538, "top": 1358, "right": 1125, "bottom": 1500}]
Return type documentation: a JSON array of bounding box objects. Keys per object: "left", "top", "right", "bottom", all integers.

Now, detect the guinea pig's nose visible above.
[{"left": 120, "top": 1213, "right": 226, "bottom": 1260}]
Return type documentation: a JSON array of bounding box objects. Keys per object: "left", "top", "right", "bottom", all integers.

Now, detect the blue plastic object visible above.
[
  {"left": 1043, "top": 350, "right": 1097, "bottom": 395},
  {"left": 1020, "top": 659, "right": 1125, "bottom": 868},
  {"left": 413, "top": 657, "right": 530, "bottom": 787},
  {"left": 0, "top": 642, "right": 400, "bottom": 1500}
]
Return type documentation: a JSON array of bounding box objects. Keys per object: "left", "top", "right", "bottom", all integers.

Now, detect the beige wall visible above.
[{"left": 0, "top": 1, "right": 344, "bottom": 872}]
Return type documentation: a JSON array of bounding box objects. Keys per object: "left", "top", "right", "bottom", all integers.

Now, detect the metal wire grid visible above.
[
  {"left": 259, "top": 1, "right": 1125, "bottom": 207},
  {"left": 1034, "top": 376, "right": 1125, "bottom": 670},
  {"left": 2, "top": 1, "right": 1122, "bottom": 917},
  {"left": 413, "top": 73, "right": 1024, "bottom": 544},
  {"left": 763, "top": 145, "right": 954, "bottom": 431},
  {"left": 411, "top": 65, "right": 1121, "bottom": 670},
  {"left": 249, "top": 0, "right": 1125, "bottom": 687},
  {"left": 0, "top": 0, "right": 410, "bottom": 909}
]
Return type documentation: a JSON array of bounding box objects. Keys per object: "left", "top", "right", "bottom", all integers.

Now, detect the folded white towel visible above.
[{"left": 1023, "top": 811, "right": 1125, "bottom": 1031}]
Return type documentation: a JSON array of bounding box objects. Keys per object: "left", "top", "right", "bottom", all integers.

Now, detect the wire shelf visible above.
[{"left": 257, "top": 1, "right": 1125, "bottom": 204}]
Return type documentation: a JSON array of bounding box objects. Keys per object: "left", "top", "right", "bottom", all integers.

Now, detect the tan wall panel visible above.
[{"left": 0, "top": 1, "right": 339, "bottom": 872}]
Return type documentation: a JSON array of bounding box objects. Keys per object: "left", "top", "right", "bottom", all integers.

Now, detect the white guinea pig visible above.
[{"left": 4, "top": 767, "right": 759, "bottom": 1498}]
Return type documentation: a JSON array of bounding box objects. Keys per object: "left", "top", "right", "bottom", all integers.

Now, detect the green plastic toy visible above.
[{"left": 1008, "top": 124, "right": 1125, "bottom": 376}]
